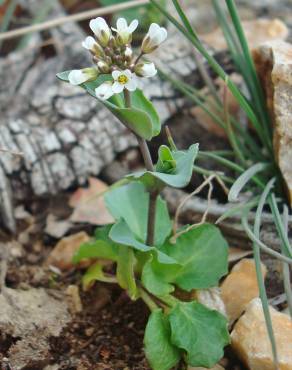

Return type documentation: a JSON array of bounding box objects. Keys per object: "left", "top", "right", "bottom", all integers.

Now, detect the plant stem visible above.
[{"left": 123, "top": 89, "right": 157, "bottom": 245}]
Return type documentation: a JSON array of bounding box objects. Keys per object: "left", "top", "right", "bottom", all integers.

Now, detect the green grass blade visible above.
[
  {"left": 225, "top": 0, "right": 273, "bottom": 153},
  {"left": 252, "top": 178, "right": 279, "bottom": 367},
  {"left": 269, "top": 194, "right": 292, "bottom": 258},
  {"left": 150, "top": 0, "right": 271, "bottom": 149},
  {"left": 282, "top": 205, "right": 292, "bottom": 317},
  {"left": 160, "top": 70, "right": 263, "bottom": 161},
  {"left": 242, "top": 216, "right": 292, "bottom": 265},
  {"left": 193, "top": 164, "right": 234, "bottom": 184},
  {"left": 216, "top": 195, "right": 260, "bottom": 224},
  {"left": 228, "top": 162, "right": 268, "bottom": 202}
]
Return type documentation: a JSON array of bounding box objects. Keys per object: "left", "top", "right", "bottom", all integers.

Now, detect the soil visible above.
[{"left": 1, "top": 235, "right": 246, "bottom": 370}]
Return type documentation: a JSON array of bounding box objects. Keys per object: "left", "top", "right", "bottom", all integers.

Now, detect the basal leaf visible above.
[
  {"left": 142, "top": 257, "right": 175, "bottom": 296},
  {"left": 144, "top": 310, "right": 181, "bottom": 370},
  {"left": 73, "top": 225, "right": 119, "bottom": 263},
  {"left": 157, "top": 224, "right": 229, "bottom": 291},
  {"left": 109, "top": 219, "right": 177, "bottom": 265},
  {"left": 127, "top": 144, "right": 199, "bottom": 189},
  {"left": 82, "top": 262, "right": 115, "bottom": 289},
  {"left": 169, "top": 301, "right": 229, "bottom": 367},
  {"left": 105, "top": 182, "right": 171, "bottom": 246},
  {"left": 116, "top": 246, "right": 138, "bottom": 300}
]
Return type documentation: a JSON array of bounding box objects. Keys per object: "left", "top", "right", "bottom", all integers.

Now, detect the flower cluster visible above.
[{"left": 68, "top": 17, "right": 167, "bottom": 100}]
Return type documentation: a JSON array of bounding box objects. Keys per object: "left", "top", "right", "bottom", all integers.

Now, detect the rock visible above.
[
  {"left": 231, "top": 298, "right": 292, "bottom": 370},
  {"left": 66, "top": 284, "right": 83, "bottom": 314},
  {"left": 45, "top": 213, "right": 73, "bottom": 238},
  {"left": 201, "top": 19, "right": 288, "bottom": 51},
  {"left": 69, "top": 177, "right": 114, "bottom": 226},
  {"left": 46, "top": 231, "right": 91, "bottom": 271},
  {"left": 253, "top": 41, "right": 292, "bottom": 206},
  {"left": 0, "top": 287, "right": 71, "bottom": 369},
  {"left": 221, "top": 259, "right": 267, "bottom": 323},
  {"left": 195, "top": 287, "right": 227, "bottom": 318},
  {"left": 188, "top": 365, "right": 225, "bottom": 370},
  {"left": 228, "top": 247, "right": 252, "bottom": 263}
]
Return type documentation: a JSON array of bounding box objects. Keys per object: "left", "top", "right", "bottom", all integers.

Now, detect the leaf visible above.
[
  {"left": 116, "top": 246, "right": 138, "bottom": 299},
  {"left": 109, "top": 219, "right": 177, "bottom": 265},
  {"left": 56, "top": 71, "right": 160, "bottom": 139},
  {"left": 156, "top": 224, "right": 229, "bottom": 291},
  {"left": 82, "top": 262, "right": 116, "bottom": 290},
  {"left": 144, "top": 309, "right": 181, "bottom": 370},
  {"left": 104, "top": 99, "right": 154, "bottom": 140},
  {"left": 105, "top": 182, "right": 171, "bottom": 246},
  {"left": 73, "top": 225, "right": 119, "bottom": 263},
  {"left": 127, "top": 144, "right": 199, "bottom": 189},
  {"left": 142, "top": 257, "right": 174, "bottom": 296},
  {"left": 69, "top": 178, "right": 114, "bottom": 225},
  {"left": 169, "top": 301, "right": 229, "bottom": 367}
]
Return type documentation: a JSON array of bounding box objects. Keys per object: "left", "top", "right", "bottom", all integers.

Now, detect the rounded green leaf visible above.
[
  {"left": 156, "top": 224, "right": 229, "bottom": 291},
  {"left": 144, "top": 310, "right": 181, "bottom": 370},
  {"left": 169, "top": 301, "right": 229, "bottom": 367},
  {"left": 105, "top": 182, "right": 171, "bottom": 246}
]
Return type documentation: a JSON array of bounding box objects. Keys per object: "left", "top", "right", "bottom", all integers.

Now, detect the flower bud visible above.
[
  {"left": 114, "top": 18, "right": 138, "bottom": 45},
  {"left": 68, "top": 68, "right": 99, "bottom": 85},
  {"left": 82, "top": 36, "right": 104, "bottom": 58},
  {"left": 97, "top": 61, "right": 110, "bottom": 74},
  {"left": 89, "top": 17, "right": 111, "bottom": 47},
  {"left": 141, "top": 23, "right": 167, "bottom": 54},
  {"left": 124, "top": 47, "right": 133, "bottom": 60},
  {"left": 134, "top": 62, "right": 157, "bottom": 78}
]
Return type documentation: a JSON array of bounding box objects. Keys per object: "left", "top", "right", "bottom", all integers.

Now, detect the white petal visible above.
[
  {"left": 112, "top": 81, "right": 124, "bottom": 94},
  {"left": 117, "top": 17, "right": 127, "bottom": 31},
  {"left": 125, "top": 78, "right": 137, "bottom": 92},
  {"left": 158, "top": 27, "right": 167, "bottom": 43},
  {"left": 143, "top": 63, "right": 157, "bottom": 77},
  {"left": 95, "top": 82, "right": 113, "bottom": 100},
  {"left": 112, "top": 70, "right": 122, "bottom": 80},
  {"left": 148, "top": 23, "right": 160, "bottom": 38},
  {"left": 82, "top": 36, "right": 96, "bottom": 50},
  {"left": 123, "top": 69, "right": 132, "bottom": 79},
  {"left": 68, "top": 70, "right": 87, "bottom": 85},
  {"left": 90, "top": 17, "right": 109, "bottom": 36},
  {"left": 128, "top": 19, "right": 138, "bottom": 33}
]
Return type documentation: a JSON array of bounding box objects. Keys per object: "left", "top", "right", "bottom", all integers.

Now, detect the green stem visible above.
[
  {"left": 123, "top": 89, "right": 157, "bottom": 246},
  {"left": 139, "top": 288, "right": 159, "bottom": 311}
]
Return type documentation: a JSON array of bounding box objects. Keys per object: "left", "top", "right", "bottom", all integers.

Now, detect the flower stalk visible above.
[{"left": 124, "top": 89, "right": 157, "bottom": 246}]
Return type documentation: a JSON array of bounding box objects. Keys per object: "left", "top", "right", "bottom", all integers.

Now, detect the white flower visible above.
[
  {"left": 135, "top": 62, "right": 157, "bottom": 78},
  {"left": 141, "top": 23, "right": 167, "bottom": 54},
  {"left": 82, "top": 36, "right": 104, "bottom": 57},
  {"left": 68, "top": 68, "right": 98, "bottom": 85},
  {"left": 114, "top": 18, "right": 138, "bottom": 45},
  {"left": 95, "top": 81, "right": 114, "bottom": 101},
  {"left": 89, "top": 17, "right": 111, "bottom": 46},
  {"left": 112, "top": 69, "right": 137, "bottom": 93}
]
